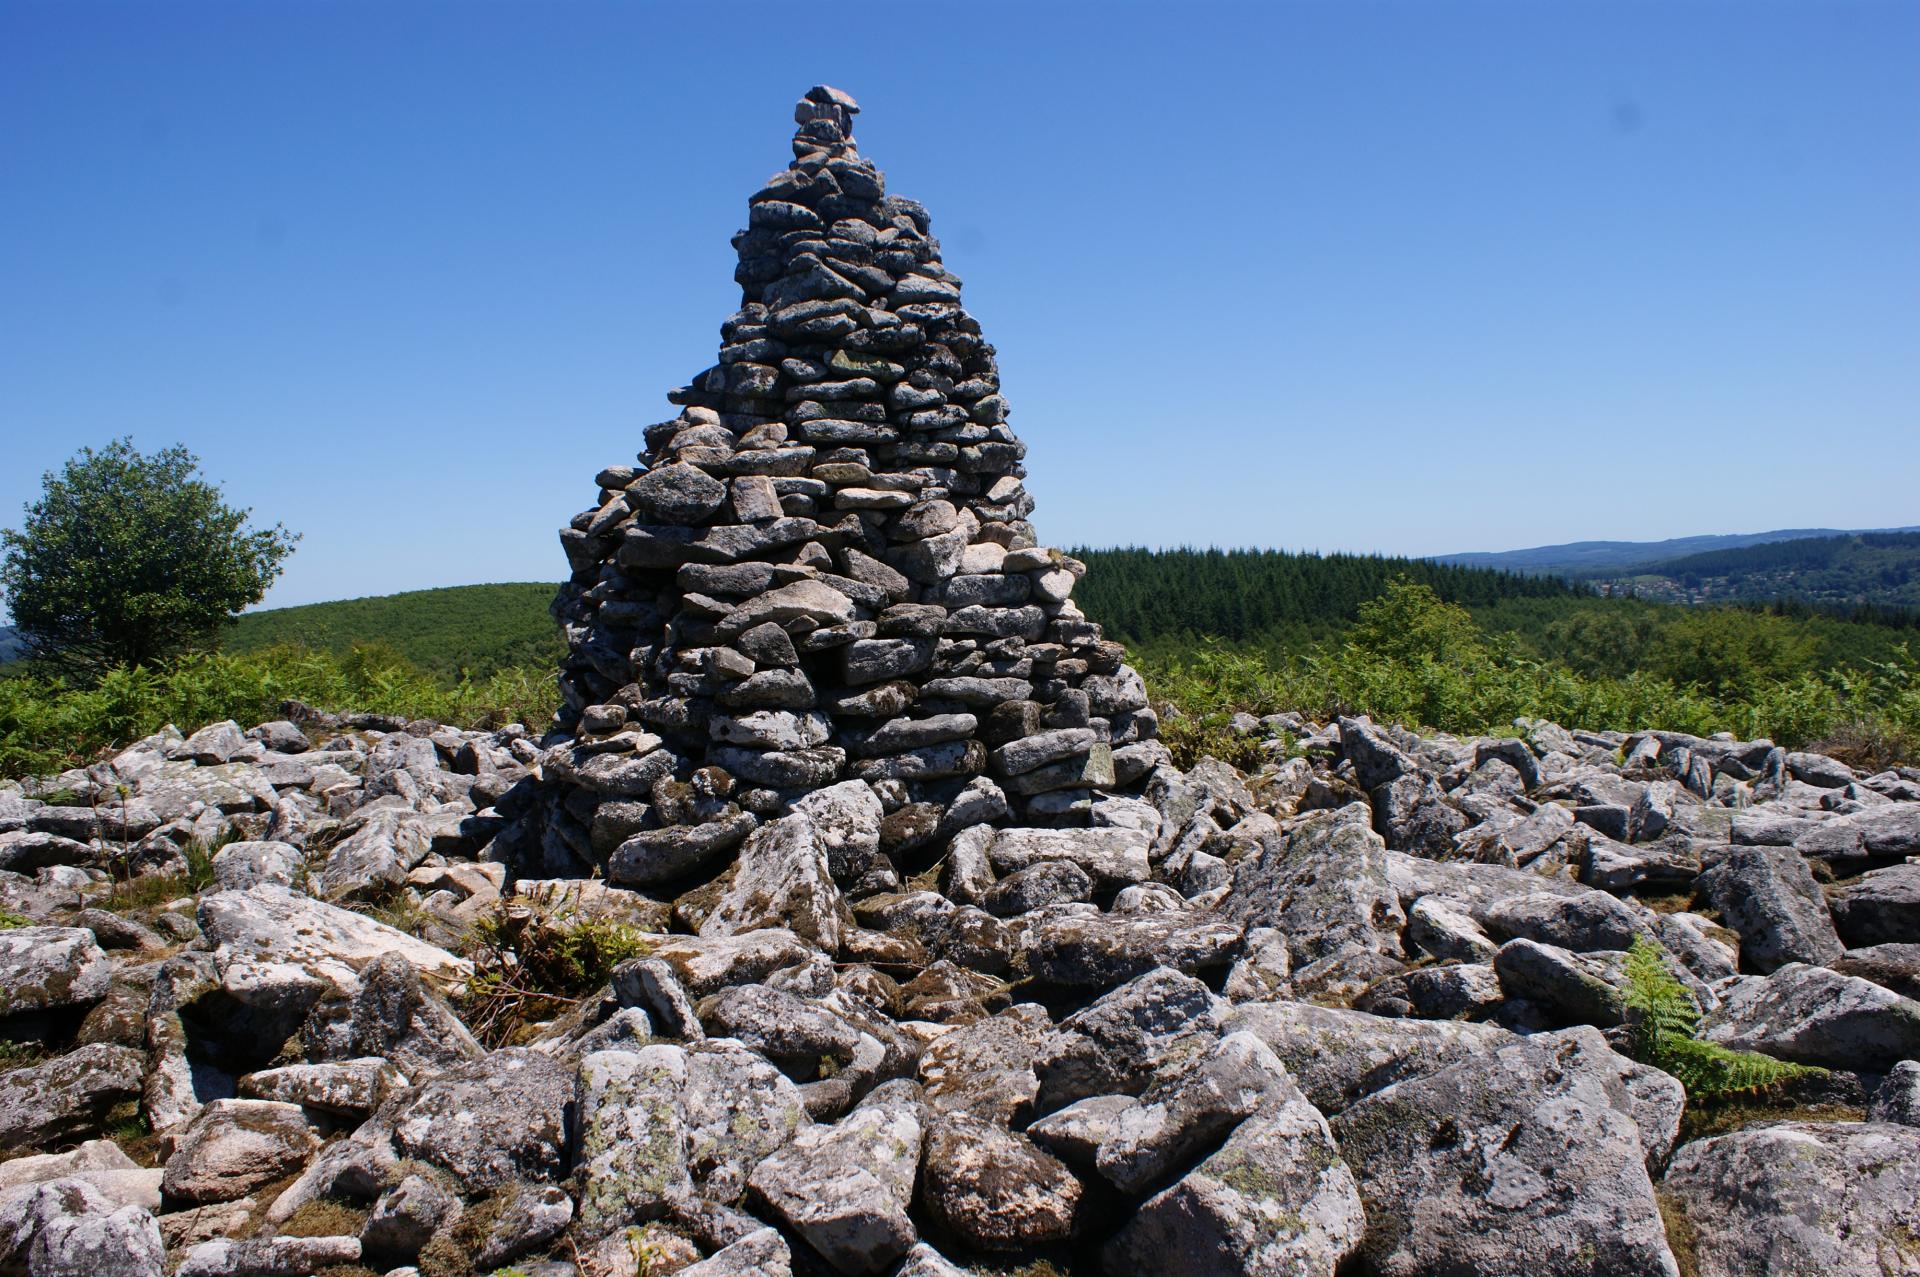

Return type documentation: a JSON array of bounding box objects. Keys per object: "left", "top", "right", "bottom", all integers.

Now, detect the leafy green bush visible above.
[
  {"left": 1138, "top": 581, "right": 1918, "bottom": 764},
  {"left": 0, "top": 642, "right": 557, "bottom": 779},
  {"left": 1, "top": 439, "right": 298, "bottom": 675},
  {"left": 1620, "top": 937, "right": 1819, "bottom": 1100}
]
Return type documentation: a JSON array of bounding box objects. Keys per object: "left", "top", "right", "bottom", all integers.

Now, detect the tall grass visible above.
[{"left": 0, "top": 641, "right": 558, "bottom": 778}]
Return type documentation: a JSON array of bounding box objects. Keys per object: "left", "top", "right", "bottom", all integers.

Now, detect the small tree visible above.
[{"left": 0, "top": 439, "right": 299, "bottom": 676}]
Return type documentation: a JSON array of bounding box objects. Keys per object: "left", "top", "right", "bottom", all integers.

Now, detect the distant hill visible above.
[
  {"left": 1438, "top": 526, "right": 1919, "bottom": 577},
  {"left": 0, "top": 627, "right": 23, "bottom": 664},
  {"left": 1602, "top": 531, "right": 1920, "bottom": 612},
  {"left": 225, "top": 582, "right": 564, "bottom": 681}
]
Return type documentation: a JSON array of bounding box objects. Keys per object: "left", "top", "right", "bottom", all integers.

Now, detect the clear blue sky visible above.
[{"left": 3, "top": 1, "right": 1915, "bottom": 611}]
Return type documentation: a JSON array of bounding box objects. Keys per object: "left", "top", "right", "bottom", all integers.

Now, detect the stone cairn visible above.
[{"left": 527, "top": 85, "right": 1165, "bottom": 890}]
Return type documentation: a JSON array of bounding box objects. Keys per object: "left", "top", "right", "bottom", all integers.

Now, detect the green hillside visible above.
[
  {"left": 1072, "top": 546, "right": 1587, "bottom": 649},
  {"left": 226, "top": 582, "right": 564, "bottom": 680},
  {"left": 1597, "top": 531, "right": 1920, "bottom": 612}
]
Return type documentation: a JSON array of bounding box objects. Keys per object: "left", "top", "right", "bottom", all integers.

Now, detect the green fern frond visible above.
[{"left": 1620, "top": 936, "right": 1823, "bottom": 1101}]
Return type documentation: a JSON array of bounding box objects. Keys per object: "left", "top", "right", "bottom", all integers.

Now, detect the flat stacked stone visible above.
[{"left": 536, "top": 86, "right": 1165, "bottom": 887}]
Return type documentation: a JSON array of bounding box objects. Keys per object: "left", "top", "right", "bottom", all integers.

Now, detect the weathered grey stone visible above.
[
  {"left": 1028, "top": 910, "right": 1243, "bottom": 990},
  {"left": 1222, "top": 811, "right": 1405, "bottom": 994},
  {"left": 0, "top": 926, "right": 113, "bottom": 1016},
  {"left": 699, "top": 813, "right": 848, "bottom": 951},
  {"left": 607, "top": 810, "right": 758, "bottom": 887},
  {"left": 1869, "top": 1059, "right": 1920, "bottom": 1127},
  {"left": 572, "top": 1046, "right": 691, "bottom": 1240},
  {"left": 0, "top": 1044, "right": 145, "bottom": 1155},
  {"left": 360, "top": 1173, "right": 458, "bottom": 1261},
  {"left": 630, "top": 929, "right": 813, "bottom": 998},
  {"left": 982, "top": 859, "right": 1092, "bottom": 916},
  {"left": 1494, "top": 938, "right": 1627, "bottom": 1027},
  {"left": 237, "top": 1058, "right": 408, "bottom": 1118},
  {"left": 386, "top": 1047, "right": 573, "bottom": 1190},
  {"left": 1330, "top": 1033, "right": 1678, "bottom": 1277},
  {"left": 678, "top": 1226, "right": 793, "bottom": 1277},
  {"left": 1832, "top": 862, "right": 1920, "bottom": 949},
  {"left": 920, "top": 1113, "right": 1080, "bottom": 1251},
  {"left": 747, "top": 1096, "right": 922, "bottom": 1275},
  {"left": 791, "top": 779, "right": 884, "bottom": 882},
  {"left": 1105, "top": 1088, "right": 1365, "bottom": 1277},
  {"left": 198, "top": 884, "right": 471, "bottom": 995},
  {"left": 683, "top": 1039, "right": 812, "bottom": 1203},
  {"left": 160, "top": 1100, "right": 321, "bottom": 1205},
  {"left": 1224, "top": 1000, "right": 1511, "bottom": 1116},
  {"left": 987, "top": 826, "right": 1150, "bottom": 887},
  {"left": 1662, "top": 1121, "right": 1920, "bottom": 1277},
  {"left": 208, "top": 840, "right": 304, "bottom": 891},
  {"left": 1092, "top": 1032, "right": 1296, "bottom": 1196},
  {"left": 175, "top": 1235, "right": 361, "bottom": 1277},
  {"left": 1701, "top": 962, "right": 1920, "bottom": 1071},
  {"left": 629, "top": 462, "right": 729, "bottom": 524},
  {"left": 918, "top": 1003, "right": 1051, "bottom": 1126},
  {"left": 1033, "top": 968, "right": 1227, "bottom": 1114},
  {"left": 1697, "top": 845, "right": 1844, "bottom": 972}
]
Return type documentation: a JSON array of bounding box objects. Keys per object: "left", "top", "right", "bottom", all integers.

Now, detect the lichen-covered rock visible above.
[
  {"left": 0, "top": 925, "right": 113, "bottom": 1016},
  {"left": 198, "top": 884, "right": 471, "bottom": 995},
  {"left": 1329, "top": 1032, "right": 1679, "bottom": 1277},
  {"left": 174, "top": 1234, "right": 362, "bottom": 1277},
  {"left": 1221, "top": 811, "right": 1405, "bottom": 991},
  {"left": 1223, "top": 1000, "right": 1509, "bottom": 1116},
  {"left": 699, "top": 814, "right": 848, "bottom": 952},
  {"left": 1870, "top": 1060, "right": 1920, "bottom": 1127},
  {"left": 1027, "top": 910, "right": 1243, "bottom": 990},
  {"left": 571, "top": 1046, "right": 692, "bottom": 1239},
  {"left": 1106, "top": 1092, "right": 1365, "bottom": 1277},
  {"left": 1696, "top": 845, "right": 1844, "bottom": 972},
  {"left": 386, "top": 1047, "right": 573, "bottom": 1191},
  {"left": 236, "top": 1057, "right": 408, "bottom": 1118},
  {"left": 682, "top": 1039, "right": 812, "bottom": 1203},
  {"left": 1, "top": 1178, "right": 164, "bottom": 1277},
  {"left": 917, "top": 1003, "right": 1051, "bottom": 1126},
  {"left": 159, "top": 1100, "right": 322, "bottom": 1205},
  {"left": 1831, "top": 862, "right": 1920, "bottom": 949},
  {"left": 1701, "top": 962, "right": 1920, "bottom": 1071},
  {"left": 1090, "top": 1032, "right": 1297, "bottom": 1197},
  {"left": 1032, "top": 968, "right": 1227, "bottom": 1114},
  {"left": 746, "top": 1094, "right": 923, "bottom": 1275},
  {"left": 678, "top": 1226, "right": 793, "bottom": 1277},
  {"left": 919, "top": 1113, "right": 1081, "bottom": 1251},
  {"left": 0, "top": 1044, "right": 145, "bottom": 1155},
  {"left": 1662, "top": 1121, "right": 1920, "bottom": 1277}
]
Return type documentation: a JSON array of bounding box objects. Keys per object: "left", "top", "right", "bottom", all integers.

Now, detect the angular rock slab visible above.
[
  {"left": 386, "top": 1047, "right": 573, "bottom": 1192},
  {"left": 1701, "top": 962, "right": 1920, "bottom": 1072},
  {"left": 747, "top": 1095, "right": 923, "bottom": 1275},
  {"left": 1328, "top": 1032, "right": 1679, "bottom": 1277},
  {"left": 198, "top": 884, "right": 471, "bottom": 995},
  {"left": 1106, "top": 1098, "right": 1365, "bottom": 1277},
  {"left": 572, "top": 1046, "right": 693, "bottom": 1239},
  {"left": 1662, "top": 1121, "right": 1920, "bottom": 1277},
  {"left": 0, "top": 926, "right": 113, "bottom": 1015},
  {"left": 699, "top": 813, "right": 849, "bottom": 952},
  {"left": 920, "top": 1113, "right": 1082, "bottom": 1252}
]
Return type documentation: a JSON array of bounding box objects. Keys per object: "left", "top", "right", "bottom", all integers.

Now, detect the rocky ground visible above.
[{"left": 1, "top": 706, "right": 1917, "bottom": 1276}]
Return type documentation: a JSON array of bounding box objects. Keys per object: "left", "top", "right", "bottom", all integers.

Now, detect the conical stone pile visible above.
[{"left": 535, "top": 85, "right": 1165, "bottom": 889}]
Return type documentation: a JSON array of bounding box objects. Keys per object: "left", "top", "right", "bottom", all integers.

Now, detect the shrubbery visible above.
[
  {"left": 0, "top": 641, "right": 558, "bottom": 778},
  {"left": 1141, "top": 580, "right": 1920, "bottom": 762}
]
